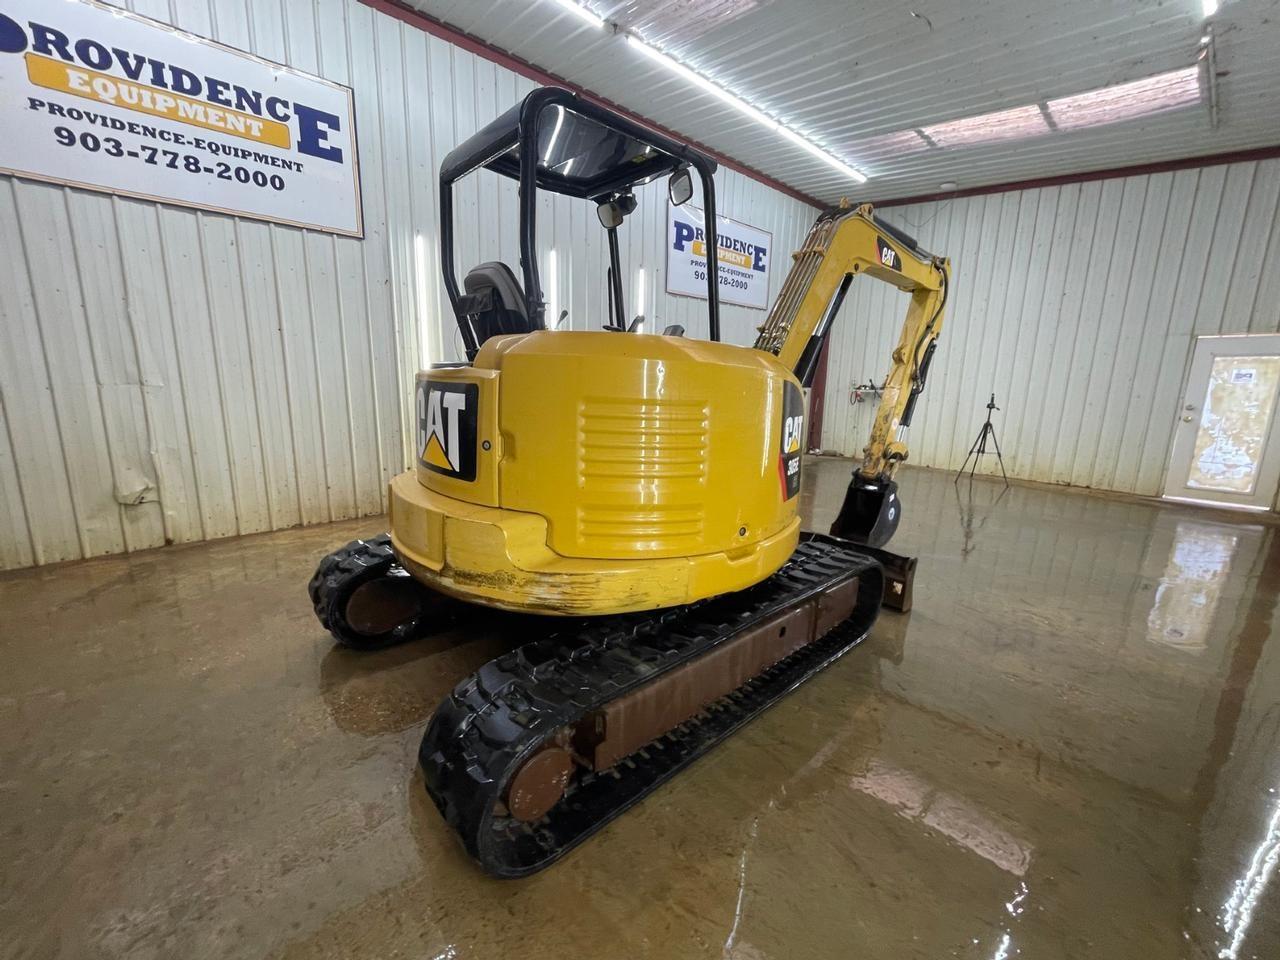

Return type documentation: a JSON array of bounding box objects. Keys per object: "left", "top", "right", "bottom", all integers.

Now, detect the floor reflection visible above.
[
  {"left": 954, "top": 477, "right": 1012, "bottom": 558},
  {"left": 2, "top": 460, "right": 1279, "bottom": 959},
  {"left": 1140, "top": 518, "right": 1263, "bottom": 654},
  {"left": 1217, "top": 789, "right": 1280, "bottom": 960},
  {"left": 849, "top": 758, "right": 1034, "bottom": 875}
]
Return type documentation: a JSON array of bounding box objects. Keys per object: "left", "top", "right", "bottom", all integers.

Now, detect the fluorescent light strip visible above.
[
  {"left": 553, "top": 0, "right": 604, "bottom": 28},
  {"left": 547, "top": 248, "right": 559, "bottom": 327},
  {"left": 625, "top": 34, "right": 867, "bottom": 183},
  {"left": 775, "top": 124, "right": 869, "bottom": 181},
  {"left": 626, "top": 36, "right": 776, "bottom": 128},
  {"left": 414, "top": 234, "right": 433, "bottom": 366},
  {"left": 543, "top": 105, "right": 565, "bottom": 164}
]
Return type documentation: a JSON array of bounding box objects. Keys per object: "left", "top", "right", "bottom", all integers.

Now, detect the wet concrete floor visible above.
[{"left": 2, "top": 458, "right": 1279, "bottom": 959}]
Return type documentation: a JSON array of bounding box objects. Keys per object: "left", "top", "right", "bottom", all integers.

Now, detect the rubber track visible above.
[
  {"left": 420, "top": 534, "right": 884, "bottom": 877},
  {"left": 308, "top": 534, "right": 430, "bottom": 649}
]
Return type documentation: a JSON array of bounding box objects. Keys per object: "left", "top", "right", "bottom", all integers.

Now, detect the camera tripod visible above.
[{"left": 956, "top": 393, "right": 1009, "bottom": 486}]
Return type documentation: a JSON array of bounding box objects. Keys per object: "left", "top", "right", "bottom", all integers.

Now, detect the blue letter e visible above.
[{"left": 296, "top": 103, "right": 343, "bottom": 162}]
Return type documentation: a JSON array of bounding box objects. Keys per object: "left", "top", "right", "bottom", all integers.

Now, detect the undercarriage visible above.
[{"left": 311, "top": 533, "right": 884, "bottom": 876}]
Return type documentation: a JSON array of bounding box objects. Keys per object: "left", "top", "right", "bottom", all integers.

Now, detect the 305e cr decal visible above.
[{"left": 779, "top": 381, "right": 804, "bottom": 500}]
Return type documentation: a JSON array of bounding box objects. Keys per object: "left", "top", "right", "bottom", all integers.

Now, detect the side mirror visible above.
[
  {"left": 668, "top": 168, "right": 693, "bottom": 206},
  {"left": 597, "top": 201, "right": 624, "bottom": 230},
  {"left": 596, "top": 191, "right": 637, "bottom": 230}
]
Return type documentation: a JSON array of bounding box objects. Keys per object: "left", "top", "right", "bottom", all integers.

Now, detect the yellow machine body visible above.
[
  {"left": 390, "top": 205, "right": 948, "bottom": 616},
  {"left": 389, "top": 330, "right": 806, "bottom": 614}
]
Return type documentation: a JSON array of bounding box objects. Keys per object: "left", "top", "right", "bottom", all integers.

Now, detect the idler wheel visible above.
[
  {"left": 506, "top": 746, "right": 575, "bottom": 822},
  {"left": 309, "top": 535, "right": 446, "bottom": 650},
  {"left": 345, "top": 575, "right": 425, "bottom": 637}
]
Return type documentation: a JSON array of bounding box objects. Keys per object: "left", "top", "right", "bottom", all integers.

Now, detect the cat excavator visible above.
[{"left": 309, "top": 87, "right": 949, "bottom": 876}]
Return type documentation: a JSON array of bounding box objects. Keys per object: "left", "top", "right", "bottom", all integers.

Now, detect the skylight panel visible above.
[
  {"left": 921, "top": 104, "right": 1050, "bottom": 148},
  {"left": 1046, "top": 66, "right": 1202, "bottom": 131}
]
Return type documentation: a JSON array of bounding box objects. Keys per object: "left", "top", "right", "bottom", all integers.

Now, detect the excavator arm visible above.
[{"left": 754, "top": 202, "right": 951, "bottom": 546}]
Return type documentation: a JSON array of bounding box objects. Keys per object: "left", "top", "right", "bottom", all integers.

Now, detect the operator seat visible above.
[{"left": 460, "top": 262, "right": 537, "bottom": 344}]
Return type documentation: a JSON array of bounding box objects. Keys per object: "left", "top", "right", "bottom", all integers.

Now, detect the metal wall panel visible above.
[
  {"left": 0, "top": 0, "right": 816, "bottom": 570},
  {"left": 819, "top": 158, "right": 1280, "bottom": 497}
]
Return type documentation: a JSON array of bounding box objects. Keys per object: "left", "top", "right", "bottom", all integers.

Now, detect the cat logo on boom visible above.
[
  {"left": 417, "top": 380, "right": 479, "bottom": 481},
  {"left": 876, "top": 237, "right": 902, "bottom": 272}
]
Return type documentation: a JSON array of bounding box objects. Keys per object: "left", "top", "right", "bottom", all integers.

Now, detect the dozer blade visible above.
[{"left": 830, "top": 474, "right": 901, "bottom": 549}]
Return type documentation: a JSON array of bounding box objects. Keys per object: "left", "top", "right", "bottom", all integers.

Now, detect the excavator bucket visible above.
[{"left": 830, "top": 474, "right": 901, "bottom": 549}]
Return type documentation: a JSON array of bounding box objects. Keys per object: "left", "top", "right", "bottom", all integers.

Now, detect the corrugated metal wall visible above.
[
  {"left": 820, "top": 157, "right": 1280, "bottom": 496},
  {"left": 0, "top": 0, "right": 816, "bottom": 571}
]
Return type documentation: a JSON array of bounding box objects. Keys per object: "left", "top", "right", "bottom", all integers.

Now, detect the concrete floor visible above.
[{"left": 2, "top": 458, "right": 1279, "bottom": 960}]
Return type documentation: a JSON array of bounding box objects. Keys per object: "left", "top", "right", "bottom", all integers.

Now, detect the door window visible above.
[{"left": 1186, "top": 356, "right": 1280, "bottom": 495}]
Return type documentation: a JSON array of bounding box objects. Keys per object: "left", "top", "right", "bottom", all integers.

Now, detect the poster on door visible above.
[
  {"left": 0, "top": 0, "right": 362, "bottom": 236},
  {"left": 666, "top": 202, "right": 772, "bottom": 309}
]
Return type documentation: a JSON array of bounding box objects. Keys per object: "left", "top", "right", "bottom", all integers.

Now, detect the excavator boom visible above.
[{"left": 754, "top": 203, "right": 951, "bottom": 545}]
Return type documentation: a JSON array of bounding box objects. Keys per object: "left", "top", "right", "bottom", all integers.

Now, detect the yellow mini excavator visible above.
[{"left": 309, "top": 88, "right": 950, "bottom": 876}]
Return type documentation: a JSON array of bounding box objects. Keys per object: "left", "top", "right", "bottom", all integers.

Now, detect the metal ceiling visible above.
[{"left": 398, "top": 0, "right": 1280, "bottom": 205}]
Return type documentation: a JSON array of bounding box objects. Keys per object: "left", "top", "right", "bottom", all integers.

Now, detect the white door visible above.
[{"left": 1163, "top": 334, "right": 1280, "bottom": 511}]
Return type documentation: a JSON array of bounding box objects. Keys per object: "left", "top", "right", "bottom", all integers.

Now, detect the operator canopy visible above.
[
  {"left": 439, "top": 87, "right": 724, "bottom": 356},
  {"left": 441, "top": 89, "right": 706, "bottom": 201}
]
